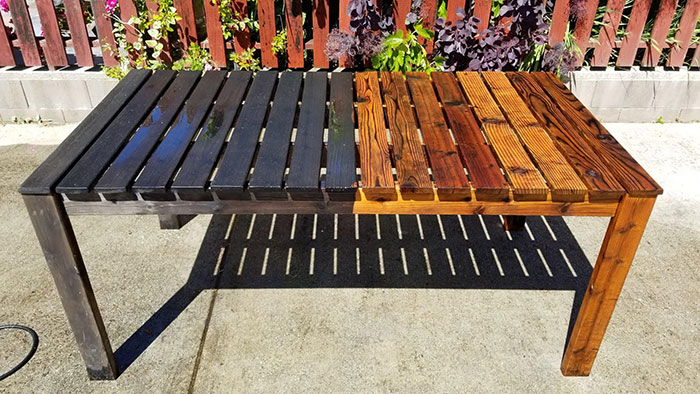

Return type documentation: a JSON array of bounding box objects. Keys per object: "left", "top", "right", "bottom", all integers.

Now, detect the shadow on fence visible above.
[{"left": 113, "top": 213, "right": 597, "bottom": 375}]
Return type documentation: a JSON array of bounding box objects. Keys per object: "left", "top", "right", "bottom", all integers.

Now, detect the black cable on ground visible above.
[{"left": 0, "top": 325, "right": 39, "bottom": 381}]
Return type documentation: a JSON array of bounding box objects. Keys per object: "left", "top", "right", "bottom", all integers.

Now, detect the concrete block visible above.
[
  {"left": 0, "top": 80, "right": 28, "bottom": 109},
  {"left": 652, "top": 80, "right": 690, "bottom": 108},
  {"left": 86, "top": 78, "right": 118, "bottom": 106},
  {"left": 589, "top": 107, "right": 620, "bottom": 122},
  {"left": 618, "top": 108, "right": 680, "bottom": 123},
  {"left": 688, "top": 79, "right": 700, "bottom": 108},
  {"left": 62, "top": 108, "right": 93, "bottom": 123},
  {"left": 37, "top": 108, "right": 66, "bottom": 124},
  {"left": 591, "top": 78, "right": 654, "bottom": 109},
  {"left": 678, "top": 108, "right": 700, "bottom": 122},
  {"left": 567, "top": 77, "right": 596, "bottom": 108},
  {"left": 21, "top": 79, "right": 92, "bottom": 109},
  {"left": 0, "top": 108, "right": 41, "bottom": 123}
]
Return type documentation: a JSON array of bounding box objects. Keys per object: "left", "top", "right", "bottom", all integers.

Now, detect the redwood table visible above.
[{"left": 20, "top": 70, "right": 662, "bottom": 380}]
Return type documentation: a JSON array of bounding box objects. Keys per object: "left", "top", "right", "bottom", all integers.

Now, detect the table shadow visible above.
[{"left": 113, "top": 213, "right": 600, "bottom": 375}]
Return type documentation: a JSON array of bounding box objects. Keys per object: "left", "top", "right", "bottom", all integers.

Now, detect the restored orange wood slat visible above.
[
  {"left": 534, "top": 72, "right": 663, "bottom": 197},
  {"left": 90, "top": 0, "right": 119, "bottom": 67},
  {"left": 339, "top": 0, "right": 354, "bottom": 67},
  {"left": 591, "top": 0, "right": 626, "bottom": 67},
  {"left": 63, "top": 0, "right": 95, "bottom": 67},
  {"left": 572, "top": 0, "right": 600, "bottom": 66},
  {"left": 548, "top": 0, "right": 570, "bottom": 45},
  {"left": 258, "top": 0, "right": 278, "bottom": 67},
  {"left": 457, "top": 72, "right": 549, "bottom": 201},
  {"left": 232, "top": 0, "right": 252, "bottom": 53},
  {"left": 507, "top": 72, "right": 625, "bottom": 202},
  {"left": 616, "top": 0, "right": 653, "bottom": 67},
  {"left": 472, "top": 0, "right": 491, "bottom": 32},
  {"left": 446, "top": 0, "right": 466, "bottom": 24},
  {"left": 286, "top": 0, "right": 304, "bottom": 68},
  {"left": 431, "top": 72, "right": 510, "bottom": 201},
  {"left": 173, "top": 0, "right": 198, "bottom": 49},
  {"left": 666, "top": 0, "right": 700, "bottom": 67},
  {"left": 562, "top": 196, "right": 656, "bottom": 376},
  {"left": 313, "top": 0, "right": 330, "bottom": 67},
  {"left": 7, "top": 0, "right": 42, "bottom": 66},
  {"left": 0, "top": 16, "right": 15, "bottom": 66},
  {"left": 36, "top": 0, "right": 68, "bottom": 68},
  {"left": 483, "top": 72, "right": 587, "bottom": 202},
  {"left": 641, "top": 0, "right": 679, "bottom": 67},
  {"left": 355, "top": 72, "right": 396, "bottom": 201},
  {"left": 380, "top": 72, "right": 433, "bottom": 200},
  {"left": 406, "top": 72, "right": 472, "bottom": 201},
  {"left": 202, "top": 0, "right": 228, "bottom": 67},
  {"left": 393, "top": 0, "right": 411, "bottom": 32}
]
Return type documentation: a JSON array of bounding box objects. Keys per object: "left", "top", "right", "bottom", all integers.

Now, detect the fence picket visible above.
[
  {"left": 173, "top": 0, "right": 198, "bottom": 49},
  {"left": 203, "top": 0, "right": 227, "bottom": 66},
  {"left": 7, "top": 0, "right": 42, "bottom": 66},
  {"left": 285, "top": 0, "right": 304, "bottom": 68},
  {"left": 35, "top": 0, "right": 68, "bottom": 67},
  {"left": 90, "top": 0, "right": 119, "bottom": 66},
  {"left": 446, "top": 0, "right": 465, "bottom": 23},
  {"left": 64, "top": 0, "right": 95, "bottom": 67},
  {"left": 0, "top": 15, "right": 15, "bottom": 66},
  {"left": 313, "top": 0, "right": 330, "bottom": 68},
  {"left": 549, "top": 0, "right": 569, "bottom": 45},
  {"left": 232, "top": 0, "right": 252, "bottom": 53},
  {"left": 641, "top": 0, "right": 679, "bottom": 67},
  {"left": 258, "top": 0, "right": 277, "bottom": 67},
  {"left": 472, "top": 0, "right": 491, "bottom": 32},
  {"left": 591, "top": 0, "right": 626, "bottom": 67},
  {"left": 616, "top": 0, "right": 652, "bottom": 67},
  {"left": 666, "top": 0, "right": 700, "bottom": 67},
  {"left": 572, "top": 0, "right": 600, "bottom": 66}
]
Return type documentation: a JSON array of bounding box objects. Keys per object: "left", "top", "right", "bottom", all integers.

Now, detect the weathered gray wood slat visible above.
[
  {"left": 285, "top": 72, "right": 328, "bottom": 200},
  {"left": 131, "top": 71, "right": 228, "bottom": 199},
  {"left": 55, "top": 71, "right": 176, "bottom": 197},
  {"left": 324, "top": 72, "right": 357, "bottom": 201},
  {"left": 247, "top": 71, "right": 303, "bottom": 200},
  {"left": 169, "top": 71, "right": 255, "bottom": 200},
  {"left": 209, "top": 71, "right": 277, "bottom": 199},
  {"left": 94, "top": 71, "right": 201, "bottom": 197},
  {"left": 19, "top": 70, "right": 151, "bottom": 195}
]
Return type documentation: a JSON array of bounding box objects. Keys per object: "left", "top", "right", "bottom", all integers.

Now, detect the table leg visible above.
[
  {"left": 158, "top": 214, "right": 185, "bottom": 229},
  {"left": 561, "top": 195, "right": 656, "bottom": 376},
  {"left": 23, "top": 194, "right": 118, "bottom": 380},
  {"left": 503, "top": 215, "right": 526, "bottom": 231}
]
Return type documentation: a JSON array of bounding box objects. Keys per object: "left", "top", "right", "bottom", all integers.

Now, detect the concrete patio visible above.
[{"left": 0, "top": 122, "right": 698, "bottom": 393}]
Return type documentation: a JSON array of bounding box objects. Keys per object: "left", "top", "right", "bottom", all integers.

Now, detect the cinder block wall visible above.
[
  {"left": 0, "top": 68, "right": 698, "bottom": 124},
  {"left": 567, "top": 68, "right": 700, "bottom": 122},
  {"left": 0, "top": 69, "right": 117, "bottom": 124}
]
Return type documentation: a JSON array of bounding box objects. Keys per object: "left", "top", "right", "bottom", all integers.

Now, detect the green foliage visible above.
[
  {"left": 371, "top": 25, "right": 443, "bottom": 72},
  {"left": 214, "top": 0, "right": 259, "bottom": 40},
  {"left": 230, "top": 48, "right": 261, "bottom": 70},
  {"left": 272, "top": 29, "right": 287, "bottom": 55},
  {"left": 102, "top": 65, "right": 128, "bottom": 80},
  {"left": 172, "top": 44, "right": 217, "bottom": 71},
  {"left": 103, "top": 0, "right": 181, "bottom": 75}
]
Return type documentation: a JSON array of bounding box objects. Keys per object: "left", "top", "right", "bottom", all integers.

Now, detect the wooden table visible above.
[{"left": 20, "top": 70, "right": 662, "bottom": 380}]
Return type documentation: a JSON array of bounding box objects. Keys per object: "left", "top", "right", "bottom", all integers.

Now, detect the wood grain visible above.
[
  {"left": 483, "top": 72, "right": 588, "bottom": 202},
  {"left": 406, "top": 72, "right": 471, "bottom": 201},
  {"left": 534, "top": 73, "right": 663, "bottom": 197},
  {"left": 325, "top": 72, "right": 357, "bottom": 200},
  {"left": 380, "top": 72, "right": 433, "bottom": 200},
  {"left": 457, "top": 72, "right": 549, "bottom": 201},
  {"left": 507, "top": 72, "right": 625, "bottom": 202},
  {"left": 432, "top": 72, "right": 510, "bottom": 201},
  {"left": 355, "top": 72, "right": 396, "bottom": 201},
  {"left": 562, "top": 195, "right": 656, "bottom": 375}
]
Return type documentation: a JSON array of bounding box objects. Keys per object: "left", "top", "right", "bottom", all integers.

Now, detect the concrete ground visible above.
[{"left": 0, "top": 123, "right": 698, "bottom": 393}]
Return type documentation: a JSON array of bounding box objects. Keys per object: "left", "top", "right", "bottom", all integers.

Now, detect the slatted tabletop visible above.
[{"left": 19, "top": 70, "right": 662, "bottom": 204}]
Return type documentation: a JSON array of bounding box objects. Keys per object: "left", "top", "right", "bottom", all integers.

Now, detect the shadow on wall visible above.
[{"left": 113, "top": 213, "right": 595, "bottom": 375}]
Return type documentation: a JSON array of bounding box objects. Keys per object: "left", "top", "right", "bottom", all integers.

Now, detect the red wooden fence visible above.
[{"left": 0, "top": 0, "right": 697, "bottom": 69}]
